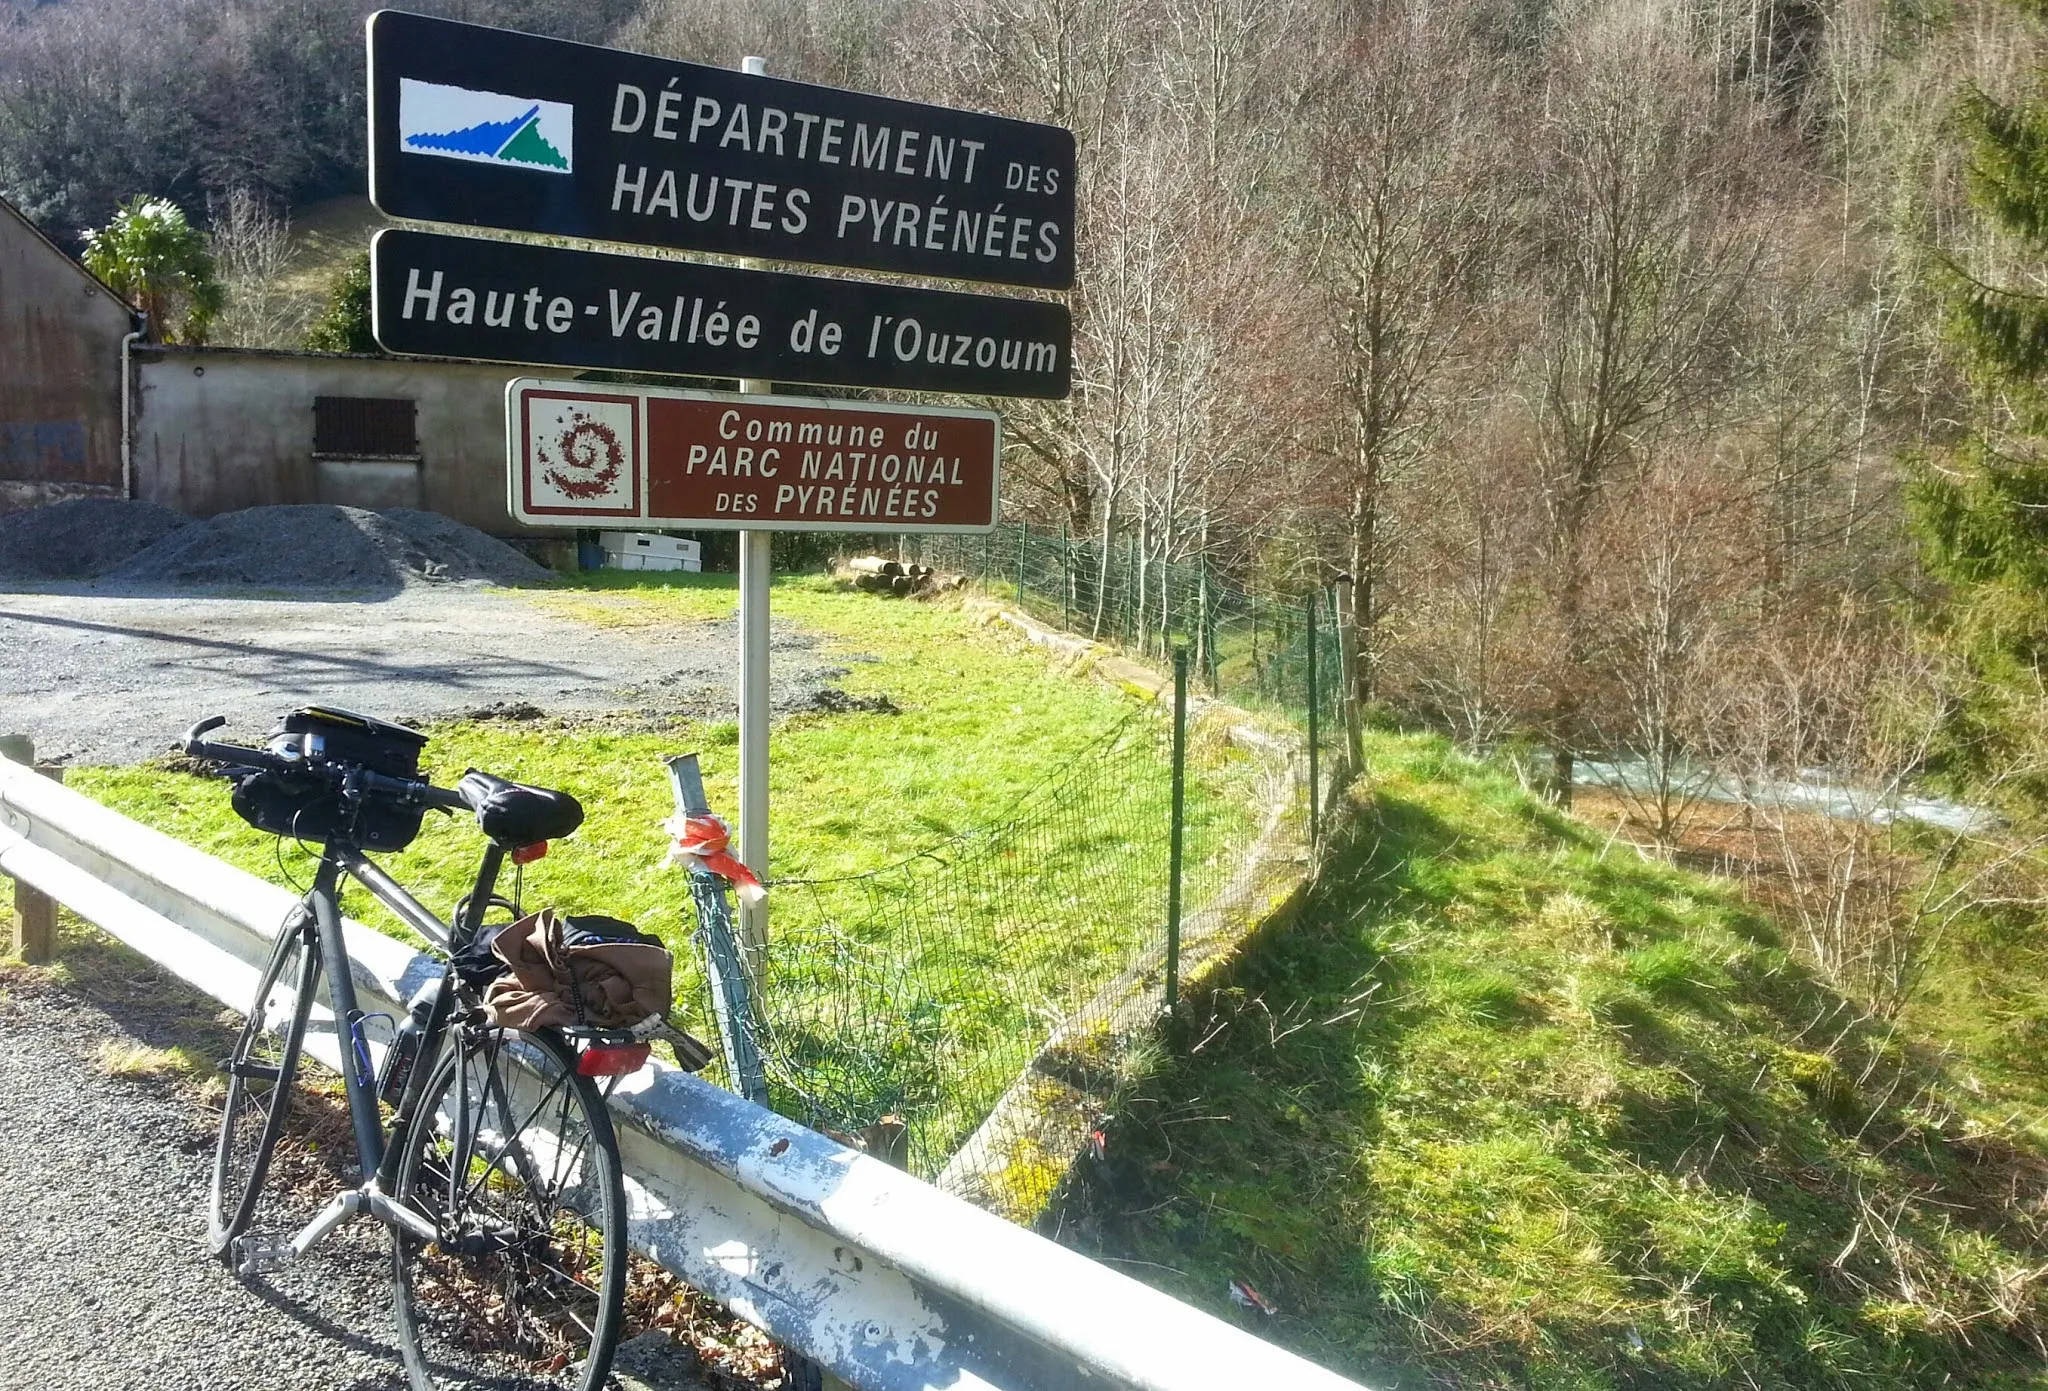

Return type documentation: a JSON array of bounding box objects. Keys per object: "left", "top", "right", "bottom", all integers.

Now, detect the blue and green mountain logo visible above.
[{"left": 398, "top": 79, "right": 571, "bottom": 174}]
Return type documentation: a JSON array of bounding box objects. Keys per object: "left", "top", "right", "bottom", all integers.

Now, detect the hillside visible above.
[
  {"left": 1065, "top": 735, "right": 2048, "bottom": 1390},
  {"left": 277, "top": 195, "right": 386, "bottom": 304}
]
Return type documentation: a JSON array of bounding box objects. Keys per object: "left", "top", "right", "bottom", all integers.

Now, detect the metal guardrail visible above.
[{"left": 0, "top": 753, "right": 1368, "bottom": 1391}]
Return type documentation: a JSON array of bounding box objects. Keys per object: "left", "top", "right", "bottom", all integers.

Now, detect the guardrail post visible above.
[
  {"left": 1060, "top": 523, "right": 1072, "bottom": 631},
  {"left": 2, "top": 736, "right": 62, "bottom": 963}
]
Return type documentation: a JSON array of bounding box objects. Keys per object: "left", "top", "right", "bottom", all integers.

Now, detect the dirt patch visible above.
[
  {"left": 803, "top": 687, "right": 900, "bottom": 715},
  {"left": 454, "top": 700, "right": 551, "bottom": 723}
]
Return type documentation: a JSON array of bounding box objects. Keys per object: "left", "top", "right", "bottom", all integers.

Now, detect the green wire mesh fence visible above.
[
  {"left": 690, "top": 524, "right": 1349, "bottom": 1189},
  {"left": 921, "top": 523, "right": 1349, "bottom": 791},
  {"left": 738, "top": 709, "right": 1252, "bottom": 1178}
]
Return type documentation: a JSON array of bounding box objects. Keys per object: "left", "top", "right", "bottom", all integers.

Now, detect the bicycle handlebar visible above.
[{"left": 180, "top": 715, "right": 468, "bottom": 812}]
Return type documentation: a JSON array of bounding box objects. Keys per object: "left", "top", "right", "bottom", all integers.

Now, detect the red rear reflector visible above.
[
  {"left": 511, "top": 842, "right": 548, "bottom": 865},
  {"left": 578, "top": 1042, "right": 650, "bottom": 1077}
]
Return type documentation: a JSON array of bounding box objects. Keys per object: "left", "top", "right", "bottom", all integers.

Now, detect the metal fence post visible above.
[
  {"left": 1123, "top": 536, "right": 1135, "bottom": 646},
  {"left": 1061, "top": 523, "right": 1072, "bottom": 631},
  {"left": 3, "top": 735, "right": 61, "bottom": 964},
  {"left": 1251, "top": 602, "right": 1263, "bottom": 699},
  {"left": 1167, "top": 649, "right": 1188, "bottom": 1027},
  {"left": 664, "top": 754, "right": 770, "bottom": 1107},
  {"left": 1016, "top": 520, "right": 1029, "bottom": 605},
  {"left": 1159, "top": 564, "right": 1171, "bottom": 661},
  {"left": 1197, "top": 561, "right": 1214, "bottom": 691},
  {"left": 1306, "top": 597, "right": 1321, "bottom": 849}
]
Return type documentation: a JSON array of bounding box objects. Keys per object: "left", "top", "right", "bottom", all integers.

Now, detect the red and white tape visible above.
[{"left": 664, "top": 812, "right": 766, "bottom": 906}]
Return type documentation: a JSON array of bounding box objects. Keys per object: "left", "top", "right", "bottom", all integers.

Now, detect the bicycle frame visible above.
[{"left": 255, "top": 834, "right": 509, "bottom": 1255}]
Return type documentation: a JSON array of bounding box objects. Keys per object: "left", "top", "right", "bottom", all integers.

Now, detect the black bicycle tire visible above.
[
  {"left": 389, "top": 1026, "right": 628, "bottom": 1391},
  {"left": 208, "top": 915, "right": 319, "bottom": 1260}
]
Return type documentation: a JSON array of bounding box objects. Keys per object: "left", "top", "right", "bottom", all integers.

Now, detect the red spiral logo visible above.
[{"left": 541, "top": 410, "right": 624, "bottom": 500}]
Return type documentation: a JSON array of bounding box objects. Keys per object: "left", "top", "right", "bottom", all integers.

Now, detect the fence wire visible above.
[
  {"left": 919, "top": 523, "right": 1346, "bottom": 751},
  {"left": 735, "top": 710, "right": 1250, "bottom": 1177},
  {"left": 696, "top": 524, "right": 1345, "bottom": 1186}
]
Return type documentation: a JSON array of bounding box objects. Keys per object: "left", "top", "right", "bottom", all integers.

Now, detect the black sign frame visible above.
[
  {"left": 367, "top": 9, "right": 1075, "bottom": 291},
  {"left": 370, "top": 228, "right": 1071, "bottom": 399}
]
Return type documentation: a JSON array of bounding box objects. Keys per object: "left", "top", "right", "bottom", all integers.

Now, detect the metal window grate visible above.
[{"left": 313, "top": 397, "right": 418, "bottom": 457}]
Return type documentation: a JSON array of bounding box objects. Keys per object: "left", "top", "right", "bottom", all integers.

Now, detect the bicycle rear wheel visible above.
[
  {"left": 390, "top": 1023, "right": 626, "bottom": 1391},
  {"left": 210, "top": 912, "right": 319, "bottom": 1261}
]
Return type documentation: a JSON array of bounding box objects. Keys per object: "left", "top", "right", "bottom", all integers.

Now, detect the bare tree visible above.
[
  {"left": 1714, "top": 613, "right": 2047, "bottom": 1015},
  {"left": 1584, "top": 452, "right": 1754, "bottom": 849},
  {"left": 1299, "top": 0, "right": 1499, "bottom": 707},
  {"left": 209, "top": 186, "right": 307, "bottom": 350},
  {"left": 1523, "top": 0, "right": 1770, "bottom": 804}
]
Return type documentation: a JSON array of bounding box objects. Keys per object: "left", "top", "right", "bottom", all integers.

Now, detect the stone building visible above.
[
  {"left": 0, "top": 197, "right": 138, "bottom": 513},
  {"left": 0, "top": 194, "right": 527, "bottom": 534},
  {"left": 131, "top": 347, "right": 521, "bottom": 534}
]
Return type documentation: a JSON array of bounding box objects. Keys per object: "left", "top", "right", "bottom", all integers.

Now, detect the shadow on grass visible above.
[
  {"left": 1045, "top": 791, "right": 1450, "bottom": 1384},
  {"left": 1045, "top": 741, "right": 2048, "bottom": 1391}
]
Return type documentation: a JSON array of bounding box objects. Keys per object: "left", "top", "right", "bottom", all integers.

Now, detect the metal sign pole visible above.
[{"left": 736, "top": 54, "right": 771, "bottom": 1001}]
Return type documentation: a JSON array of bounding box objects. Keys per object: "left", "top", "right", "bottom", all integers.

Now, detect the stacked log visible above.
[{"left": 842, "top": 556, "right": 962, "bottom": 597}]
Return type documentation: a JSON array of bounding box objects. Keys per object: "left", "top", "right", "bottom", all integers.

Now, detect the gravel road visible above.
[
  {"left": 0, "top": 586, "right": 844, "bottom": 766},
  {"left": 0, "top": 978, "right": 417, "bottom": 1390},
  {"left": 0, "top": 973, "right": 724, "bottom": 1391}
]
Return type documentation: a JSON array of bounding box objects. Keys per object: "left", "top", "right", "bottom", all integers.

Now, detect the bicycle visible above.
[{"left": 185, "top": 706, "right": 649, "bottom": 1391}]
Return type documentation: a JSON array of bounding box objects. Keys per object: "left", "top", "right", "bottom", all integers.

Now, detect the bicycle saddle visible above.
[{"left": 456, "top": 770, "right": 585, "bottom": 846}]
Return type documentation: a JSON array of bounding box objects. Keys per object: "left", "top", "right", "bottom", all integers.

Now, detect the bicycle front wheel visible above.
[
  {"left": 390, "top": 1024, "right": 627, "bottom": 1391},
  {"left": 210, "top": 913, "right": 319, "bottom": 1261}
]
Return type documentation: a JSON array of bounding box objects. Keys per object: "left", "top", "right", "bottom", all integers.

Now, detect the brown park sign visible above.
[{"left": 507, "top": 379, "right": 1000, "bottom": 533}]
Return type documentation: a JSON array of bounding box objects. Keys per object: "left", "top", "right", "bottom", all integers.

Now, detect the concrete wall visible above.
[
  {"left": 0, "top": 201, "right": 135, "bottom": 514},
  {"left": 133, "top": 348, "right": 525, "bottom": 534}
]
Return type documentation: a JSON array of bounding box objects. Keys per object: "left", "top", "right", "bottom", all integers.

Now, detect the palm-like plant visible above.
[{"left": 82, "top": 196, "right": 224, "bottom": 344}]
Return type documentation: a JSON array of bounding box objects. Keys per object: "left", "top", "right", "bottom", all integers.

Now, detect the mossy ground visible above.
[{"left": 1062, "top": 732, "right": 2048, "bottom": 1390}]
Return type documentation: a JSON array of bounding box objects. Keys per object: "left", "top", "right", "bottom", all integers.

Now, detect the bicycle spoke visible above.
[
  {"left": 460, "top": 1070, "right": 574, "bottom": 1212},
  {"left": 393, "top": 1027, "right": 624, "bottom": 1391}
]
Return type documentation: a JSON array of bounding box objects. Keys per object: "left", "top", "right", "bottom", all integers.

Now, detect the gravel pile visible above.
[
  {"left": 0, "top": 497, "right": 191, "bottom": 579},
  {"left": 378, "top": 507, "right": 554, "bottom": 585},
  {"left": 0, "top": 499, "right": 552, "bottom": 590},
  {"left": 111, "top": 504, "right": 555, "bottom": 589}
]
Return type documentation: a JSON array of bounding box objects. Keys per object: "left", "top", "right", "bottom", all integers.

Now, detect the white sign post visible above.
[{"left": 736, "top": 55, "right": 772, "bottom": 1001}]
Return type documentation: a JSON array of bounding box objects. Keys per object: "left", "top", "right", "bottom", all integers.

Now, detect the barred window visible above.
[{"left": 313, "top": 397, "right": 418, "bottom": 457}]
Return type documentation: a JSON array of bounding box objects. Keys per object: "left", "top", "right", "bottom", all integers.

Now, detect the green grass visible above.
[
  {"left": 1066, "top": 731, "right": 2048, "bottom": 1390},
  {"left": 70, "top": 572, "right": 1258, "bottom": 1165}
]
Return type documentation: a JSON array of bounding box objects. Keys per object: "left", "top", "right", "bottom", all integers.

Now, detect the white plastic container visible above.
[{"left": 600, "top": 531, "right": 702, "bottom": 563}]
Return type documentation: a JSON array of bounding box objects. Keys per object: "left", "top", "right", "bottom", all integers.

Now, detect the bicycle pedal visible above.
[{"left": 234, "top": 1233, "right": 291, "bottom": 1276}]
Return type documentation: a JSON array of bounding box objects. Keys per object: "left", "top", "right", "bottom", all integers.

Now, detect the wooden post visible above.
[{"left": 3, "top": 736, "right": 62, "bottom": 963}]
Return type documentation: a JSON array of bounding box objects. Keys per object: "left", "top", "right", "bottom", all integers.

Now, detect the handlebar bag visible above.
[
  {"left": 230, "top": 767, "right": 426, "bottom": 851},
  {"left": 273, "top": 706, "right": 428, "bottom": 777}
]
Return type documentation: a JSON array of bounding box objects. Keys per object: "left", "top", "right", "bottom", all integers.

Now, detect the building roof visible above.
[
  {"left": 0, "top": 193, "right": 141, "bottom": 321},
  {"left": 138, "top": 342, "right": 505, "bottom": 370}
]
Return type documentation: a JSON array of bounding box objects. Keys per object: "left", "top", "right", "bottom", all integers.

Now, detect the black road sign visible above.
[
  {"left": 371, "top": 229, "right": 1072, "bottom": 399},
  {"left": 368, "top": 9, "right": 1076, "bottom": 291}
]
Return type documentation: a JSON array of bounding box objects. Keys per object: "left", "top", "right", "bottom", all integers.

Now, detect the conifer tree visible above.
[
  {"left": 1909, "top": 2, "right": 2048, "bottom": 810},
  {"left": 303, "top": 253, "right": 378, "bottom": 355}
]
